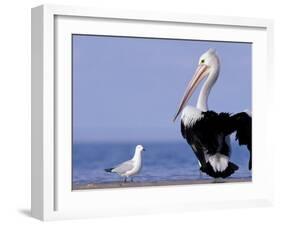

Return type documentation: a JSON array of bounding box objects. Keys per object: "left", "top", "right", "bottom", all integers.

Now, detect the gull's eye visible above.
[{"left": 201, "top": 59, "right": 205, "bottom": 64}]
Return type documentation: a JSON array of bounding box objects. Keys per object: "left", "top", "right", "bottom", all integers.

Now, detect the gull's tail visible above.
[{"left": 104, "top": 168, "right": 114, "bottom": 173}]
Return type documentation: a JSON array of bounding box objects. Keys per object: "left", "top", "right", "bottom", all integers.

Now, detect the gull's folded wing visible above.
[{"left": 112, "top": 160, "right": 134, "bottom": 174}]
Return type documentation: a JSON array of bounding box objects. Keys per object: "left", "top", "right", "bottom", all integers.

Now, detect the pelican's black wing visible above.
[
  {"left": 223, "top": 112, "right": 252, "bottom": 169},
  {"left": 181, "top": 110, "right": 252, "bottom": 171},
  {"left": 181, "top": 111, "right": 232, "bottom": 169},
  {"left": 181, "top": 111, "right": 231, "bottom": 155}
]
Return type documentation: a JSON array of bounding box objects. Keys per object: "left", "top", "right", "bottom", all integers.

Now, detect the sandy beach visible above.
[{"left": 73, "top": 177, "right": 251, "bottom": 190}]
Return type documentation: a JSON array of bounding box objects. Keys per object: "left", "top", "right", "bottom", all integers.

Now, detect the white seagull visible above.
[{"left": 104, "top": 145, "right": 146, "bottom": 182}]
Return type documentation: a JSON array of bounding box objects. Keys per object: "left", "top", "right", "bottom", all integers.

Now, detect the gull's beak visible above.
[
  {"left": 173, "top": 64, "right": 209, "bottom": 121},
  {"left": 143, "top": 148, "right": 146, "bottom": 152}
]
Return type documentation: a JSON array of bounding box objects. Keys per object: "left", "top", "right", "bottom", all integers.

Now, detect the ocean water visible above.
[{"left": 72, "top": 141, "right": 251, "bottom": 186}]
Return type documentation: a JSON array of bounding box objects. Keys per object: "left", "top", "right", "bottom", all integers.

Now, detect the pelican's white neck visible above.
[{"left": 196, "top": 68, "right": 219, "bottom": 111}]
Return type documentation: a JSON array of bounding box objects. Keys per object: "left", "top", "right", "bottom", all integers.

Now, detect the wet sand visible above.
[{"left": 73, "top": 177, "right": 251, "bottom": 190}]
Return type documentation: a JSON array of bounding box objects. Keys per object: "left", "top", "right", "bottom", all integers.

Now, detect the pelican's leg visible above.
[
  {"left": 213, "top": 178, "right": 225, "bottom": 183},
  {"left": 198, "top": 161, "right": 203, "bottom": 179}
]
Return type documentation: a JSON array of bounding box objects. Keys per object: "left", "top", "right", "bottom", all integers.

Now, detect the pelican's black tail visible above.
[
  {"left": 104, "top": 168, "right": 113, "bottom": 173},
  {"left": 201, "top": 161, "right": 239, "bottom": 178}
]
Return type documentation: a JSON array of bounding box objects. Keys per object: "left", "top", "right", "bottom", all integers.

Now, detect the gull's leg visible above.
[
  {"left": 123, "top": 177, "right": 127, "bottom": 183},
  {"left": 131, "top": 177, "right": 134, "bottom": 182}
]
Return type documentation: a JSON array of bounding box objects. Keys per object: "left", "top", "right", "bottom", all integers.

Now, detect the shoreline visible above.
[{"left": 73, "top": 177, "right": 252, "bottom": 190}]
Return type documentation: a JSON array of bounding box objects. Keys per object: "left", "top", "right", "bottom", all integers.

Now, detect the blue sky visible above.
[{"left": 73, "top": 35, "right": 251, "bottom": 142}]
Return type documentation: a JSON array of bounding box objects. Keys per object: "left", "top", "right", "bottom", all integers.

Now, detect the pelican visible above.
[
  {"left": 173, "top": 49, "right": 252, "bottom": 178},
  {"left": 104, "top": 145, "right": 146, "bottom": 182}
]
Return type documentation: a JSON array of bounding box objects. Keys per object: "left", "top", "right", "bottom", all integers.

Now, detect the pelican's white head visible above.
[
  {"left": 135, "top": 145, "right": 146, "bottom": 153},
  {"left": 173, "top": 49, "right": 220, "bottom": 120},
  {"left": 198, "top": 49, "right": 219, "bottom": 71}
]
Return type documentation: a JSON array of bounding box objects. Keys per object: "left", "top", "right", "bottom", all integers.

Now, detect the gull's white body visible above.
[
  {"left": 105, "top": 145, "right": 145, "bottom": 182},
  {"left": 112, "top": 150, "right": 142, "bottom": 177}
]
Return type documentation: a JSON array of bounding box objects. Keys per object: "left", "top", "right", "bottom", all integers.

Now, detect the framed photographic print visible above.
[{"left": 31, "top": 4, "right": 274, "bottom": 220}]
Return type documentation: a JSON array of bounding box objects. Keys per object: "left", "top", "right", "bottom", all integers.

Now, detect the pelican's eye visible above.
[{"left": 201, "top": 59, "right": 205, "bottom": 64}]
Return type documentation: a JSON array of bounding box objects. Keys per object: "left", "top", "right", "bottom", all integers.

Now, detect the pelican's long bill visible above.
[{"left": 173, "top": 64, "right": 209, "bottom": 121}]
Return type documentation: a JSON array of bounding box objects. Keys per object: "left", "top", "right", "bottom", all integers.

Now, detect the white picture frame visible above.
[{"left": 31, "top": 4, "right": 274, "bottom": 221}]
